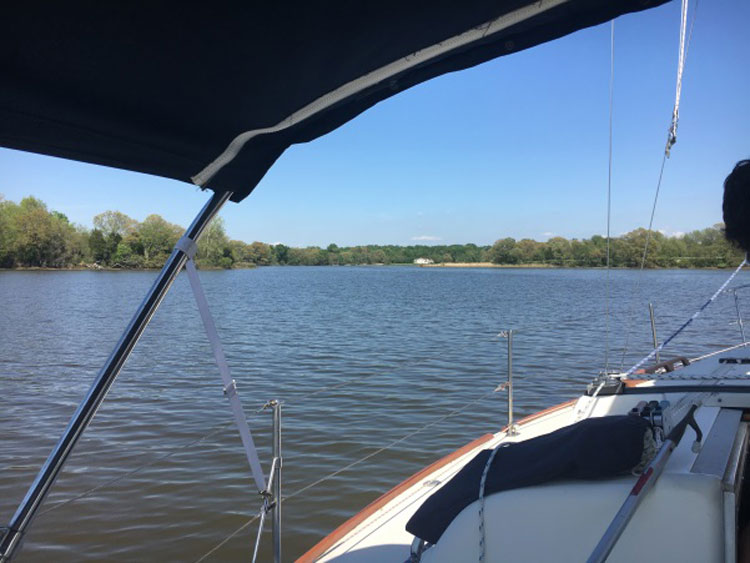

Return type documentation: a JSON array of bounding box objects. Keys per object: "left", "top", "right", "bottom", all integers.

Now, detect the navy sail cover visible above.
[
  {"left": 406, "top": 415, "right": 651, "bottom": 544},
  {"left": 1, "top": 1, "right": 666, "bottom": 202}
]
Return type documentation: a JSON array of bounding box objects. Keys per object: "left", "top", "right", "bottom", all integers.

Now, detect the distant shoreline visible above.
[
  {"left": 0, "top": 263, "right": 738, "bottom": 272},
  {"left": 0, "top": 264, "right": 257, "bottom": 272},
  {"left": 420, "top": 262, "right": 735, "bottom": 270},
  {"left": 419, "top": 262, "right": 553, "bottom": 268}
]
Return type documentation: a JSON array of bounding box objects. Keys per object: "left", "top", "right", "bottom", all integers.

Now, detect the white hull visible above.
[{"left": 300, "top": 355, "right": 750, "bottom": 562}]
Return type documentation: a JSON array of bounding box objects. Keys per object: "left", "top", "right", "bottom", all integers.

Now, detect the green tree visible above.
[
  {"left": 93, "top": 210, "right": 137, "bottom": 237},
  {"left": 89, "top": 229, "right": 109, "bottom": 263},
  {"left": 196, "top": 216, "right": 232, "bottom": 268},
  {"left": 544, "top": 237, "right": 571, "bottom": 265},
  {"left": 516, "top": 239, "right": 543, "bottom": 263},
  {"left": 4, "top": 197, "right": 84, "bottom": 267},
  {"left": 489, "top": 237, "right": 518, "bottom": 264},
  {"left": 249, "top": 241, "right": 273, "bottom": 265},
  {"left": 273, "top": 244, "right": 289, "bottom": 264},
  {"left": 0, "top": 197, "right": 20, "bottom": 267},
  {"left": 138, "top": 214, "right": 182, "bottom": 266},
  {"left": 13, "top": 197, "right": 61, "bottom": 266}
]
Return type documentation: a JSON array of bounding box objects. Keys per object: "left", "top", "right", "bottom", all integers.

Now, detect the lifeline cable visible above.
[
  {"left": 579, "top": 255, "right": 747, "bottom": 421},
  {"left": 624, "top": 256, "right": 747, "bottom": 377},
  {"left": 690, "top": 341, "right": 750, "bottom": 363},
  {"left": 37, "top": 420, "right": 234, "bottom": 517},
  {"left": 194, "top": 388, "right": 498, "bottom": 562},
  {"left": 28, "top": 359, "right": 431, "bottom": 517}
]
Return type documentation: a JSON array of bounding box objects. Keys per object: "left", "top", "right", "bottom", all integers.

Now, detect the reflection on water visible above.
[{"left": 1, "top": 266, "right": 747, "bottom": 561}]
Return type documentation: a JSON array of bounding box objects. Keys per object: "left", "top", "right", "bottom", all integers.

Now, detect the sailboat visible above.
[{"left": 2, "top": 1, "right": 749, "bottom": 562}]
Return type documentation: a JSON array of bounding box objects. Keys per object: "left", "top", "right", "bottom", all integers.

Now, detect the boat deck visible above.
[{"left": 299, "top": 354, "right": 750, "bottom": 562}]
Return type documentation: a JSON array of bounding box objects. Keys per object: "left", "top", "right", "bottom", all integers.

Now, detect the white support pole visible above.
[{"left": 183, "top": 255, "right": 266, "bottom": 493}]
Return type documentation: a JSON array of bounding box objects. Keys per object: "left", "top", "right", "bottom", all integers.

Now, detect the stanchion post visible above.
[
  {"left": 649, "top": 303, "right": 660, "bottom": 364},
  {"left": 497, "top": 330, "right": 518, "bottom": 436},
  {"left": 271, "top": 400, "right": 282, "bottom": 563},
  {"left": 506, "top": 330, "right": 518, "bottom": 435}
]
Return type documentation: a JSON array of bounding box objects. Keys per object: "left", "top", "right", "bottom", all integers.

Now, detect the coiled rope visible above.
[{"left": 477, "top": 442, "right": 510, "bottom": 562}]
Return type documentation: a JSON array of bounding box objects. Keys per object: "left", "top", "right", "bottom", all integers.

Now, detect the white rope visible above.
[
  {"left": 666, "top": 0, "right": 689, "bottom": 156},
  {"left": 185, "top": 257, "right": 267, "bottom": 492},
  {"left": 689, "top": 341, "right": 750, "bottom": 363},
  {"left": 625, "top": 257, "right": 747, "bottom": 377},
  {"left": 577, "top": 258, "right": 748, "bottom": 420},
  {"left": 619, "top": 0, "right": 696, "bottom": 368},
  {"left": 478, "top": 443, "right": 509, "bottom": 562}
]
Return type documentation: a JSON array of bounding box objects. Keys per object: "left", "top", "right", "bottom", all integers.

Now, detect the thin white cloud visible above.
[
  {"left": 411, "top": 235, "right": 442, "bottom": 241},
  {"left": 658, "top": 229, "right": 686, "bottom": 238},
  {"left": 542, "top": 231, "right": 556, "bottom": 237}
]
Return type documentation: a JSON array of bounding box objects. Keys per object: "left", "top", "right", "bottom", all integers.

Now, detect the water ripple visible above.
[{"left": 1, "top": 267, "right": 747, "bottom": 561}]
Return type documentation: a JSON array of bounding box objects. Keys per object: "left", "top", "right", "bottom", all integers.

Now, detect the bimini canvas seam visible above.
[{"left": 190, "top": 0, "right": 569, "bottom": 188}]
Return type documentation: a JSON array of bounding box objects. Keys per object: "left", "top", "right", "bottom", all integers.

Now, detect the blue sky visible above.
[{"left": 1, "top": 1, "right": 748, "bottom": 247}]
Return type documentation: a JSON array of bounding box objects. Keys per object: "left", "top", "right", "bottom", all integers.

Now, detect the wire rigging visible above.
[
  {"left": 30, "top": 353, "right": 479, "bottom": 519},
  {"left": 619, "top": 0, "right": 697, "bottom": 369},
  {"left": 624, "top": 256, "right": 747, "bottom": 377},
  {"left": 604, "top": 20, "right": 615, "bottom": 374},
  {"left": 26, "top": 4, "right": 712, "bottom": 558},
  {"left": 38, "top": 421, "right": 234, "bottom": 517},
  {"left": 193, "top": 388, "right": 498, "bottom": 562}
]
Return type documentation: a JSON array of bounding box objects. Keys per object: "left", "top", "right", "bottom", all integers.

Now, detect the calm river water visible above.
[{"left": 1, "top": 266, "right": 748, "bottom": 561}]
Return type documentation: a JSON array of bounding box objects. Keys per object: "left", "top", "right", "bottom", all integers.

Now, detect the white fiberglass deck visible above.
[{"left": 300, "top": 354, "right": 750, "bottom": 563}]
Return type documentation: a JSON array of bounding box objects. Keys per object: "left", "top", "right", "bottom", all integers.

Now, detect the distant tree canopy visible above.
[
  {"left": 484, "top": 226, "right": 743, "bottom": 268},
  {"left": 0, "top": 196, "right": 88, "bottom": 268},
  {"left": 0, "top": 195, "right": 744, "bottom": 269}
]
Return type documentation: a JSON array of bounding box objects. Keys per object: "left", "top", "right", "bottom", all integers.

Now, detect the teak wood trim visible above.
[
  {"left": 297, "top": 398, "right": 577, "bottom": 562},
  {"left": 296, "top": 432, "right": 494, "bottom": 562},
  {"left": 507, "top": 398, "right": 577, "bottom": 428},
  {"left": 624, "top": 379, "right": 647, "bottom": 387}
]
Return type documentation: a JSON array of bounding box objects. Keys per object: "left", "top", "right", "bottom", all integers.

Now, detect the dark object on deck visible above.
[
  {"left": 723, "top": 160, "right": 750, "bottom": 252},
  {"left": 406, "top": 415, "right": 650, "bottom": 544},
  {"left": 643, "top": 356, "right": 690, "bottom": 374}
]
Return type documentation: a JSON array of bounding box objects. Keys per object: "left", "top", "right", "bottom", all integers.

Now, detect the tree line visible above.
[
  {"left": 486, "top": 227, "right": 744, "bottom": 268},
  {"left": 0, "top": 195, "right": 743, "bottom": 269},
  {"left": 0, "top": 197, "right": 237, "bottom": 269}
]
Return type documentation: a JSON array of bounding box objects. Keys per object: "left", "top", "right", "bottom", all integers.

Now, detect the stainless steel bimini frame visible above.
[{"left": 0, "top": 190, "right": 232, "bottom": 562}]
